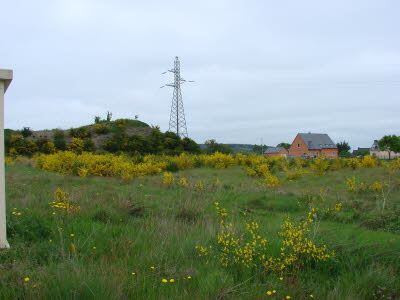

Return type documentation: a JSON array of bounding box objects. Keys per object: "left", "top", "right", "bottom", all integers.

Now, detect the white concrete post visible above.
[{"left": 0, "top": 69, "right": 12, "bottom": 248}]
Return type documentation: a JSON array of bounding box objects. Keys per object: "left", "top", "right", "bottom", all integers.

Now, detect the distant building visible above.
[
  {"left": 289, "top": 133, "right": 338, "bottom": 159},
  {"left": 352, "top": 147, "right": 370, "bottom": 157},
  {"left": 370, "top": 140, "right": 400, "bottom": 159},
  {"left": 264, "top": 147, "right": 289, "bottom": 157}
]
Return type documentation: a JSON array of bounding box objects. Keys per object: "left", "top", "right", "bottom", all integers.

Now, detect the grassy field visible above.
[{"left": 1, "top": 163, "right": 400, "bottom": 299}]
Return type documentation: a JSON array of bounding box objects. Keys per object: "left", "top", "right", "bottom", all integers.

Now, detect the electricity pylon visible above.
[{"left": 161, "top": 57, "right": 194, "bottom": 138}]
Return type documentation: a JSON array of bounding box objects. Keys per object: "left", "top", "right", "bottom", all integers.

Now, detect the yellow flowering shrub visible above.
[
  {"left": 246, "top": 163, "right": 270, "bottom": 178},
  {"left": 178, "top": 177, "right": 189, "bottom": 187},
  {"left": 360, "top": 155, "right": 377, "bottom": 168},
  {"left": 391, "top": 158, "right": 400, "bottom": 170},
  {"left": 285, "top": 169, "right": 308, "bottom": 180},
  {"left": 345, "top": 176, "right": 385, "bottom": 193},
  {"left": 264, "top": 173, "right": 280, "bottom": 187},
  {"left": 35, "top": 151, "right": 164, "bottom": 179},
  {"left": 194, "top": 180, "right": 204, "bottom": 191},
  {"left": 5, "top": 157, "right": 14, "bottom": 165},
  {"left": 347, "top": 158, "right": 361, "bottom": 170},
  {"left": 78, "top": 167, "right": 89, "bottom": 178},
  {"left": 196, "top": 203, "right": 335, "bottom": 273},
  {"left": 68, "top": 137, "right": 84, "bottom": 154},
  {"left": 163, "top": 172, "right": 174, "bottom": 186},
  {"left": 310, "top": 157, "right": 330, "bottom": 175},
  {"left": 204, "top": 152, "right": 235, "bottom": 169},
  {"left": 50, "top": 188, "right": 80, "bottom": 214}
]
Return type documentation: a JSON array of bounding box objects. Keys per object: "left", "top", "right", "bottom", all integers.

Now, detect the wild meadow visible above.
[{"left": 1, "top": 153, "right": 400, "bottom": 299}]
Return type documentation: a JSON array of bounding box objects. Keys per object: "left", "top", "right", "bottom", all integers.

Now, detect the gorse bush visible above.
[
  {"left": 69, "top": 127, "right": 91, "bottom": 139},
  {"left": 8, "top": 135, "right": 38, "bottom": 156},
  {"left": 196, "top": 203, "right": 336, "bottom": 274},
  {"left": 67, "top": 137, "right": 84, "bottom": 154},
  {"left": 93, "top": 123, "right": 109, "bottom": 134}
]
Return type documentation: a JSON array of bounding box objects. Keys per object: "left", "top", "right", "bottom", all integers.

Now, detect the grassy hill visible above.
[{"left": 6, "top": 118, "right": 152, "bottom": 151}]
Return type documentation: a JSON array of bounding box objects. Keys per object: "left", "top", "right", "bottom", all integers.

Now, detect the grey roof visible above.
[
  {"left": 298, "top": 133, "right": 337, "bottom": 150},
  {"left": 352, "top": 148, "right": 370, "bottom": 156},
  {"left": 264, "top": 146, "right": 284, "bottom": 154}
]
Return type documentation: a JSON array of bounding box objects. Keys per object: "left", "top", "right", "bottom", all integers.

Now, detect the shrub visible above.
[
  {"left": 53, "top": 129, "right": 66, "bottom": 150},
  {"left": 93, "top": 123, "right": 109, "bottom": 134},
  {"left": 83, "top": 138, "right": 96, "bottom": 152},
  {"left": 68, "top": 137, "right": 84, "bottom": 154},
  {"left": 70, "top": 127, "right": 91, "bottom": 139},
  {"left": 310, "top": 157, "right": 330, "bottom": 175},
  {"left": 8, "top": 135, "right": 38, "bottom": 155},
  {"left": 166, "top": 161, "right": 179, "bottom": 172},
  {"left": 347, "top": 158, "right": 361, "bottom": 170},
  {"left": 361, "top": 155, "right": 378, "bottom": 168},
  {"left": 41, "top": 141, "right": 57, "bottom": 154},
  {"left": 391, "top": 158, "right": 400, "bottom": 170},
  {"left": 21, "top": 127, "right": 32, "bottom": 138}
]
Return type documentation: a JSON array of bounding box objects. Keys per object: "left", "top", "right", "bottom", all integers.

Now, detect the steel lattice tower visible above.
[{"left": 161, "top": 57, "right": 194, "bottom": 138}]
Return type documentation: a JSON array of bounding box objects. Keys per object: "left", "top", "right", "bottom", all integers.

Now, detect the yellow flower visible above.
[
  {"left": 310, "top": 295, "right": 314, "bottom": 298},
  {"left": 279, "top": 277, "right": 283, "bottom": 280},
  {"left": 162, "top": 279, "right": 168, "bottom": 283},
  {"left": 169, "top": 279, "right": 174, "bottom": 283},
  {"left": 70, "top": 234, "right": 75, "bottom": 237},
  {"left": 150, "top": 266, "right": 155, "bottom": 270},
  {"left": 93, "top": 246, "right": 96, "bottom": 250},
  {"left": 286, "top": 296, "right": 291, "bottom": 299},
  {"left": 267, "top": 291, "right": 272, "bottom": 295},
  {"left": 273, "top": 290, "right": 276, "bottom": 293},
  {"left": 131, "top": 272, "right": 136, "bottom": 275},
  {"left": 24, "top": 277, "right": 30, "bottom": 282},
  {"left": 187, "top": 276, "right": 192, "bottom": 279},
  {"left": 33, "top": 284, "right": 37, "bottom": 288}
]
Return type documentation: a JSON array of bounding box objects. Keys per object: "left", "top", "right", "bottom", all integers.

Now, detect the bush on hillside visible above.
[
  {"left": 8, "top": 135, "right": 38, "bottom": 155},
  {"left": 70, "top": 127, "right": 91, "bottom": 139},
  {"left": 53, "top": 129, "right": 66, "bottom": 150}
]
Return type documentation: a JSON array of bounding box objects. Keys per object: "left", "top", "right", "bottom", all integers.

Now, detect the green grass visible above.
[{"left": 1, "top": 165, "right": 399, "bottom": 299}]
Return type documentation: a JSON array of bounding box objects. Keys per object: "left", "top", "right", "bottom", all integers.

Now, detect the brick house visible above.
[
  {"left": 289, "top": 133, "right": 338, "bottom": 159},
  {"left": 264, "top": 146, "right": 289, "bottom": 157}
]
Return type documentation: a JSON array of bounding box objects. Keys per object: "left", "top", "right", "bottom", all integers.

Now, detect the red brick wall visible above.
[
  {"left": 321, "top": 149, "right": 338, "bottom": 159},
  {"left": 289, "top": 135, "right": 309, "bottom": 157},
  {"left": 264, "top": 148, "right": 289, "bottom": 157}
]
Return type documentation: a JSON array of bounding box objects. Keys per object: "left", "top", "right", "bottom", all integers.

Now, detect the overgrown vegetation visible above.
[{"left": 2, "top": 154, "right": 400, "bottom": 299}]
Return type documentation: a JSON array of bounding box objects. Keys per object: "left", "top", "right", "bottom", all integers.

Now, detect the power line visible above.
[{"left": 161, "top": 57, "right": 194, "bottom": 138}]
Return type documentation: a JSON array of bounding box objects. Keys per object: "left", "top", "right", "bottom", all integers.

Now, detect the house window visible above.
[
  {"left": 297, "top": 144, "right": 300, "bottom": 147},
  {"left": 332, "top": 152, "right": 335, "bottom": 157}
]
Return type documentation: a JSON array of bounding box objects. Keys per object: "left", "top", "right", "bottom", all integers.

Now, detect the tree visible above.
[
  {"left": 252, "top": 144, "right": 268, "bottom": 154},
  {"left": 182, "top": 137, "right": 201, "bottom": 154},
  {"left": 53, "top": 129, "right": 66, "bottom": 150},
  {"left": 204, "top": 139, "right": 233, "bottom": 154},
  {"left": 83, "top": 138, "right": 96, "bottom": 152},
  {"left": 68, "top": 137, "right": 84, "bottom": 154},
  {"left": 21, "top": 127, "right": 32, "bottom": 138},
  {"left": 336, "top": 141, "right": 351, "bottom": 158},
  {"left": 94, "top": 116, "right": 101, "bottom": 124},
  {"left": 106, "top": 111, "right": 112, "bottom": 122},
  {"left": 148, "top": 126, "right": 164, "bottom": 154},
  {"left": 277, "top": 142, "right": 291, "bottom": 151},
  {"left": 378, "top": 135, "right": 400, "bottom": 159}
]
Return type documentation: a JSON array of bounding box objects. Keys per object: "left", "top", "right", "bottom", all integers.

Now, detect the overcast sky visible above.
[{"left": 1, "top": 0, "right": 399, "bottom": 149}]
